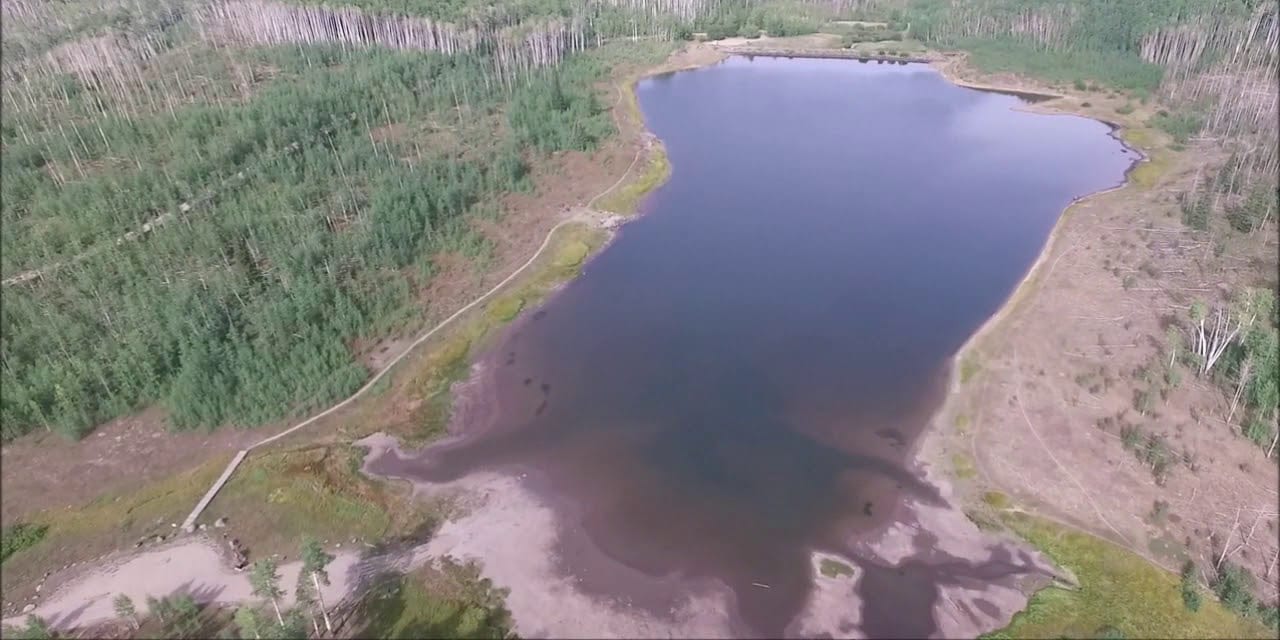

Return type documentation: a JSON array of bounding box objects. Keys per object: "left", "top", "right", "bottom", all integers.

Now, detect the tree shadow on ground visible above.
[{"left": 346, "top": 568, "right": 513, "bottom": 640}]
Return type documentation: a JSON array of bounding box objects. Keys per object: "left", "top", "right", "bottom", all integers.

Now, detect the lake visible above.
[{"left": 368, "top": 56, "right": 1134, "bottom": 636}]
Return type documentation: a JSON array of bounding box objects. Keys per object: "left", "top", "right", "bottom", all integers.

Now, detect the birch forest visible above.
[{"left": 2, "top": 0, "right": 1276, "bottom": 442}]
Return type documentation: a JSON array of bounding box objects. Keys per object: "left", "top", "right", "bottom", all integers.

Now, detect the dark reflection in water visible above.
[{"left": 368, "top": 57, "right": 1132, "bottom": 636}]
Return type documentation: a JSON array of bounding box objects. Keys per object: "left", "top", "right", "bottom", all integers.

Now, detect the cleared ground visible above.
[{"left": 923, "top": 52, "right": 1279, "bottom": 628}]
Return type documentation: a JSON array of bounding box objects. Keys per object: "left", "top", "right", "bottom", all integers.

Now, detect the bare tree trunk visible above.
[
  {"left": 313, "top": 572, "right": 333, "bottom": 635},
  {"left": 1227, "top": 358, "right": 1251, "bottom": 424},
  {"left": 1216, "top": 508, "right": 1241, "bottom": 570}
]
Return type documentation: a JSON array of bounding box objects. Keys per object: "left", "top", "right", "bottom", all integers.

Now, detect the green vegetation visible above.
[
  {"left": 1, "top": 616, "right": 55, "bottom": 640},
  {"left": 1181, "top": 192, "right": 1212, "bottom": 230},
  {"left": 1, "top": 41, "right": 619, "bottom": 441},
  {"left": 1129, "top": 153, "right": 1173, "bottom": 189},
  {"left": 596, "top": 113, "right": 672, "bottom": 215},
  {"left": 147, "top": 593, "right": 203, "bottom": 638},
  {"left": 1226, "top": 184, "right": 1278, "bottom": 233},
  {"left": 832, "top": 22, "right": 902, "bottom": 47},
  {"left": 819, "top": 558, "right": 855, "bottom": 579},
  {"left": 195, "top": 226, "right": 603, "bottom": 564},
  {"left": 985, "top": 513, "right": 1272, "bottom": 639},
  {"left": 0, "top": 456, "right": 224, "bottom": 599},
  {"left": 958, "top": 354, "right": 982, "bottom": 384},
  {"left": 951, "top": 452, "right": 977, "bottom": 480},
  {"left": 1171, "top": 288, "right": 1279, "bottom": 452},
  {"left": 1178, "top": 152, "right": 1275, "bottom": 234},
  {"left": 553, "top": 239, "right": 591, "bottom": 268},
  {"left": 408, "top": 332, "right": 477, "bottom": 444},
  {"left": 114, "top": 593, "right": 141, "bottom": 630},
  {"left": 908, "top": 0, "right": 1276, "bottom": 243},
  {"left": 487, "top": 295, "right": 526, "bottom": 323},
  {"left": 206, "top": 446, "right": 403, "bottom": 558},
  {"left": 1119, "top": 424, "right": 1174, "bottom": 484},
  {"left": 690, "top": 1, "right": 829, "bottom": 40},
  {"left": 981, "top": 490, "right": 1010, "bottom": 509},
  {"left": 352, "top": 560, "right": 512, "bottom": 639},
  {"left": 948, "top": 37, "right": 1163, "bottom": 92},
  {"left": 1213, "top": 562, "right": 1280, "bottom": 629},
  {"left": 1152, "top": 110, "right": 1205, "bottom": 144},
  {"left": 1179, "top": 561, "right": 1202, "bottom": 612},
  {"left": 222, "top": 537, "right": 350, "bottom": 638},
  {"left": 0, "top": 523, "right": 48, "bottom": 564}
]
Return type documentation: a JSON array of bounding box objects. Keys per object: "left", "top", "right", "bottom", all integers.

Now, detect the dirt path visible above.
[
  {"left": 180, "top": 213, "right": 593, "bottom": 531},
  {"left": 177, "top": 51, "right": 679, "bottom": 531},
  {"left": 0, "top": 43, "right": 732, "bottom": 630}
]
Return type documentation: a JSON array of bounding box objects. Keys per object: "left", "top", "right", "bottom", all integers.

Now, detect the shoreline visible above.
[
  {"left": 4, "top": 43, "right": 1188, "bottom": 637},
  {"left": 0, "top": 43, "right": 727, "bottom": 625},
  {"left": 353, "top": 43, "right": 1131, "bottom": 634},
  {"left": 912, "top": 51, "right": 1145, "bottom": 462}
]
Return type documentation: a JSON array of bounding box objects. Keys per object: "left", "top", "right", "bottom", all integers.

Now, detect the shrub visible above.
[
  {"left": 1213, "top": 563, "right": 1256, "bottom": 616},
  {"left": 1244, "top": 417, "right": 1273, "bottom": 447},
  {"left": 1, "top": 523, "right": 48, "bottom": 564},
  {"left": 1180, "top": 561, "right": 1201, "bottom": 612},
  {"left": 1152, "top": 110, "right": 1204, "bottom": 144},
  {"left": 1180, "top": 193, "right": 1210, "bottom": 230}
]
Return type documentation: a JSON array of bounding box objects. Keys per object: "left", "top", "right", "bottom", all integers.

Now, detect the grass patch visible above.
[
  {"left": 1151, "top": 110, "right": 1204, "bottom": 145},
  {"left": 819, "top": 558, "right": 856, "bottom": 579},
  {"left": 965, "top": 508, "right": 1005, "bottom": 532},
  {"left": 951, "top": 452, "right": 977, "bottom": 480},
  {"left": 406, "top": 331, "right": 476, "bottom": 444},
  {"left": 848, "top": 39, "right": 927, "bottom": 56},
  {"left": 352, "top": 561, "right": 512, "bottom": 639},
  {"left": 958, "top": 355, "right": 982, "bottom": 384},
  {"left": 0, "top": 457, "right": 226, "bottom": 599},
  {"left": 486, "top": 295, "right": 525, "bottom": 323},
  {"left": 1, "top": 523, "right": 48, "bottom": 564},
  {"left": 204, "top": 444, "right": 441, "bottom": 560},
  {"left": 985, "top": 513, "right": 1272, "bottom": 639},
  {"left": 596, "top": 145, "right": 671, "bottom": 215},
  {"left": 1122, "top": 127, "right": 1157, "bottom": 150},
  {"left": 552, "top": 240, "right": 590, "bottom": 268},
  {"left": 1129, "top": 152, "right": 1173, "bottom": 190},
  {"left": 982, "top": 491, "right": 1011, "bottom": 509},
  {"left": 368, "top": 373, "right": 394, "bottom": 398}
]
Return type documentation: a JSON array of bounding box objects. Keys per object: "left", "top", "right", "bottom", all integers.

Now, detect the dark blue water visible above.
[{"left": 369, "top": 56, "right": 1133, "bottom": 636}]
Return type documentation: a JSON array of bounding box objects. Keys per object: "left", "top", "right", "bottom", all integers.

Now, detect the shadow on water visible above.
[{"left": 367, "top": 56, "right": 1133, "bottom": 637}]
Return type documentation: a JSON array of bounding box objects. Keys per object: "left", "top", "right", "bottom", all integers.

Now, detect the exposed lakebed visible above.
[{"left": 367, "top": 56, "right": 1134, "bottom": 637}]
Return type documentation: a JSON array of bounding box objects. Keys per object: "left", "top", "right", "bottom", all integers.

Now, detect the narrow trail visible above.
[{"left": 180, "top": 78, "right": 649, "bottom": 531}]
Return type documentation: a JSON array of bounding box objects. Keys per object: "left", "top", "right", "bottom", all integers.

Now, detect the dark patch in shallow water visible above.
[{"left": 368, "top": 57, "right": 1131, "bottom": 636}]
